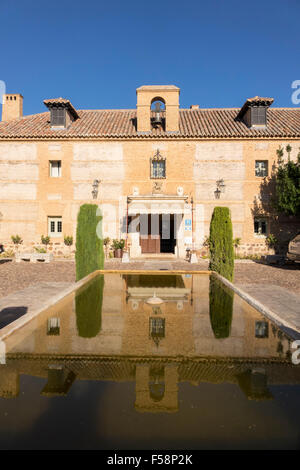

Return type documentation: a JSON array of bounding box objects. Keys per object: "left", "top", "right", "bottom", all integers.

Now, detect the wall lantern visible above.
[
  {"left": 92, "top": 179, "right": 100, "bottom": 199},
  {"left": 214, "top": 179, "right": 226, "bottom": 199}
]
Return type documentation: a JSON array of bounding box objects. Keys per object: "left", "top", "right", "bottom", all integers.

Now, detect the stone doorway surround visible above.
[{"left": 127, "top": 194, "right": 189, "bottom": 259}]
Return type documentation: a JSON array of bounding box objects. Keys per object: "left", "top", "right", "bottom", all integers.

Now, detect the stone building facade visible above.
[{"left": 0, "top": 85, "right": 299, "bottom": 257}]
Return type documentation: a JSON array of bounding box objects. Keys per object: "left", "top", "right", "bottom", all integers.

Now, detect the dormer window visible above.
[
  {"left": 44, "top": 97, "right": 79, "bottom": 129},
  {"left": 237, "top": 96, "right": 274, "bottom": 128}
]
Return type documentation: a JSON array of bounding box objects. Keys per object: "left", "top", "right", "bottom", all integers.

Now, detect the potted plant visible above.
[
  {"left": 112, "top": 239, "right": 125, "bottom": 258},
  {"left": 64, "top": 235, "right": 73, "bottom": 256},
  {"left": 233, "top": 237, "right": 241, "bottom": 258},
  {"left": 103, "top": 237, "right": 110, "bottom": 259},
  {"left": 11, "top": 234, "right": 23, "bottom": 254},
  {"left": 41, "top": 235, "right": 50, "bottom": 251}
]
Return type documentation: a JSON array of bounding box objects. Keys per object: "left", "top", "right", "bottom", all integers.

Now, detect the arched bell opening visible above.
[
  {"left": 150, "top": 97, "right": 166, "bottom": 130},
  {"left": 149, "top": 365, "right": 165, "bottom": 402}
]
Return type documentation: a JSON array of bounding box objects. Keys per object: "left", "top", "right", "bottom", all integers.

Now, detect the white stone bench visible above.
[{"left": 15, "top": 252, "right": 53, "bottom": 263}]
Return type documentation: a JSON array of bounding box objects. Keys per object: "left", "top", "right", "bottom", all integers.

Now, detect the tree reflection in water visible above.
[
  {"left": 75, "top": 275, "right": 104, "bottom": 338},
  {"left": 209, "top": 275, "right": 234, "bottom": 339}
]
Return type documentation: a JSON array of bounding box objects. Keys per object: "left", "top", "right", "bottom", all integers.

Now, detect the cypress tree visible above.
[
  {"left": 75, "top": 204, "right": 104, "bottom": 281},
  {"left": 209, "top": 275, "right": 234, "bottom": 339},
  {"left": 209, "top": 206, "right": 234, "bottom": 281},
  {"left": 75, "top": 274, "right": 104, "bottom": 338}
]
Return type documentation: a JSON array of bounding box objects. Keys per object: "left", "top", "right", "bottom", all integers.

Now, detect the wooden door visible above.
[{"left": 140, "top": 214, "right": 160, "bottom": 254}]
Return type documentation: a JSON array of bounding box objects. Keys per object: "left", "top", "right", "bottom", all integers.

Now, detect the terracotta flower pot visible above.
[{"left": 114, "top": 249, "right": 123, "bottom": 258}]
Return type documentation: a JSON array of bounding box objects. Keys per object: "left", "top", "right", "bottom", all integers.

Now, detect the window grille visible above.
[
  {"left": 51, "top": 107, "right": 65, "bottom": 127},
  {"left": 255, "top": 160, "right": 268, "bottom": 177},
  {"left": 254, "top": 218, "right": 267, "bottom": 235},
  {"left": 150, "top": 150, "right": 166, "bottom": 179},
  {"left": 47, "top": 317, "right": 60, "bottom": 336}
]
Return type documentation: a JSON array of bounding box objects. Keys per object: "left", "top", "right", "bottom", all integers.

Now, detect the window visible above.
[
  {"left": 255, "top": 160, "right": 268, "bottom": 177},
  {"left": 151, "top": 160, "right": 166, "bottom": 178},
  {"left": 49, "top": 160, "right": 61, "bottom": 177},
  {"left": 255, "top": 321, "right": 269, "bottom": 338},
  {"left": 254, "top": 218, "right": 267, "bottom": 236},
  {"left": 51, "top": 107, "right": 65, "bottom": 127},
  {"left": 150, "top": 150, "right": 166, "bottom": 179},
  {"left": 251, "top": 106, "right": 266, "bottom": 126},
  {"left": 48, "top": 216, "right": 62, "bottom": 237},
  {"left": 47, "top": 318, "right": 60, "bottom": 336},
  {"left": 149, "top": 317, "right": 165, "bottom": 338}
]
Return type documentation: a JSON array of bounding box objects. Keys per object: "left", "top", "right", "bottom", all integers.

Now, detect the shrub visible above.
[
  {"left": 202, "top": 236, "right": 211, "bottom": 248},
  {"left": 209, "top": 276, "right": 234, "bottom": 339},
  {"left": 0, "top": 249, "right": 15, "bottom": 258},
  {"left": 11, "top": 234, "right": 23, "bottom": 246},
  {"left": 103, "top": 237, "right": 110, "bottom": 246},
  {"left": 41, "top": 235, "right": 50, "bottom": 250},
  {"left": 265, "top": 233, "right": 277, "bottom": 249},
  {"left": 34, "top": 247, "right": 47, "bottom": 253},
  {"left": 64, "top": 235, "right": 73, "bottom": 247},
  {"left": 209, "top": 207, "right": 234, "bottom": 281},
  {"left": 103, "top": 237, "right": 110, "bottom": 258},
  {"left": 233, "top": 237, "right": 241, "bottom": 249},
  {"left": 75, "top": 204, "right": 104, "bottom": 281},
  {"left": 112, "top": 239, "right": 125, "bottom": 250},
  {"left": 75, "top": 275, "right": 104, "bottom": 338}
]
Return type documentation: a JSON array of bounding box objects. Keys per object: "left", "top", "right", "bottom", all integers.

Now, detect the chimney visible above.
[
  {"left": 190, "top": 105, "right": 199, "bottom": 110},
  {"left": 2, "top": 94, "right": 23, "bottom": 121}
]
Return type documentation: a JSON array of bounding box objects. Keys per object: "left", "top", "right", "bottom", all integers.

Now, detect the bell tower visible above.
[{"left": 136, "top": 85, "right": 180, "bottom": 133}]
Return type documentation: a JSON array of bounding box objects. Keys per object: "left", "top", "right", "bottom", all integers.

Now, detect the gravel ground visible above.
[
  {"left": 0, "top": 258, "right": 299, "bottom": 299},
  {"left": 0, "top": 259, "right": 76, "bottom": 299},
  {"left": 234, "top": 262, "right": 300, "bottom": 294}
]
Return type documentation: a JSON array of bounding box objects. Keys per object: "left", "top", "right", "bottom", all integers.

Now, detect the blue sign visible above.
[{"left": 185, "top": 219, "right": 192, "bottom": 231}]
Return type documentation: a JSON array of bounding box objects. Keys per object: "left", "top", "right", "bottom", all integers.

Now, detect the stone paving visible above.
[
  {"left": 0, "top": 282, "right": 73, "bottom": 330},
  {"left": 236, "top": 283, "right": 300, "bottom": 332}
]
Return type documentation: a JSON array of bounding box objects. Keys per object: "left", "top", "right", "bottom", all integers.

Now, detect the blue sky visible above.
[{"left": 0, "top": 0, "right": 299, "bottom": 116}]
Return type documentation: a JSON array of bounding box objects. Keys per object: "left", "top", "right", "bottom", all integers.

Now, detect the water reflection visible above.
[
  {"left": 75, "top": 274, "right": 104, "bottom": 338},
  {"left": 209, "top": 276, "right": 233, "bottom": 339},
  {"left": 0, "top": 273, "right": 298, "bottom": 411}
]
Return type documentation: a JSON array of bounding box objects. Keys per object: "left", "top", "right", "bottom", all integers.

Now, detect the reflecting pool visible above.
[{"left": 0, "top": 273, "right": 299, "bottom": 449}]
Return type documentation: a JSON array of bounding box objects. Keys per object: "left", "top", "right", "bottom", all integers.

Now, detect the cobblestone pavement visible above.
[{"left": 0, "top": 258, "right": 299, "bottom": 299}]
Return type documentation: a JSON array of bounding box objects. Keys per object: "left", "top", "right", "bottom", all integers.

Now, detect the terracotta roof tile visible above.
[{"left": 0, "top": 107, "right": 300, "bottom": 139}]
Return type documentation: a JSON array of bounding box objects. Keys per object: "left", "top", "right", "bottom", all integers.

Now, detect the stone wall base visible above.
[
  {"left": 2, "top": 241, "right": 75, "bottom": 258},
  {"left": 2, "top": 241, "right": 275, "bottom": 259}
]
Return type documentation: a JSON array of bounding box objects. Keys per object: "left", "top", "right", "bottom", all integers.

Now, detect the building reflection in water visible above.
[{"left": 0, "top": 273, "right": 298, "bottom": 412}]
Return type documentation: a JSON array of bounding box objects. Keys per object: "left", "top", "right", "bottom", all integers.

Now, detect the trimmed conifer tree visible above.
[
  {"left": 209, "top": 206, "right": 234, "bottom": 281},
  {"left": 209, "top": 275, "right": 234, "bottom": 339},
  {"left": 75, "top": 204, "right": 104, "bottom": 281}
]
